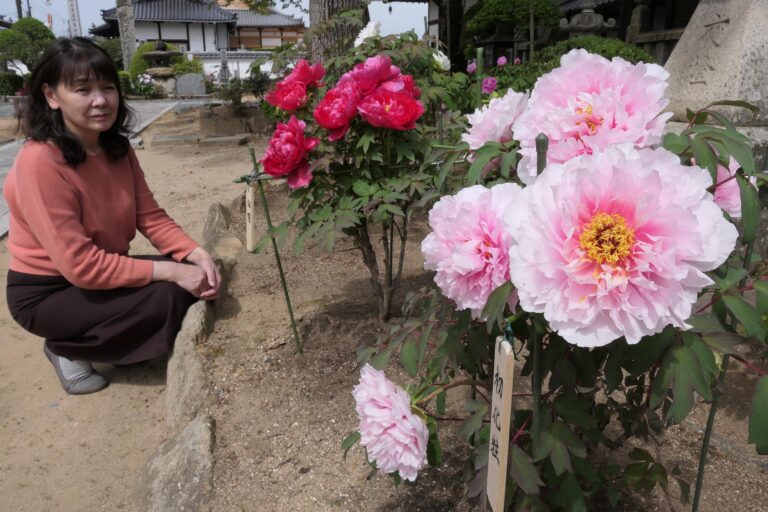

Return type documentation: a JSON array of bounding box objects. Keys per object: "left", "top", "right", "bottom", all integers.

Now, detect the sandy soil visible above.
[{"left": 1, "top": 107, "right": 765, "bottom": 511}]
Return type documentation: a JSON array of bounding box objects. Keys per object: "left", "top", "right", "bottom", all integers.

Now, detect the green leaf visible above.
[
  {"left": 400, "top": 340, "right": 418, "bottom": 377},
  {"left": 549, "top": 422, "right": 586, "bottom": 458},
  {"left": 723, "top": 295, "right": 766, "bottom": 341},
  {"left": 738, "top": 175, "right": 760, "bottom": 243},
  {"left": 459, "top": 408, "right": 487, "bottom": 441},
  {"left": 466, "top": 144, "right": 499, "bottom": 184},
  {"left": 662, "top": 132, "right": 689, "bottom": 155},
  {"left": 706, "top": 99, "right": 760, "bottom": 113},
  {"left": 553, "top": 396, "right": 597, "bottom": 431},
  {"left": 499, "top": 150, "right": 518, "bottom": 179},
  {"left": 676, "top": 476, "right": 691, "bottom": 505},
  {"left": 436, "top": 390, "right": 446, "bottom": 415},
  {"left": 692, "top": 138, "right": 718, "bottom": 181},
  {"left": 352, "top": 180, "right": 377, "bottom": 197},
  {"left": 510, "top": 445, "right": 542, "bottom": 495},
  {"left": 748, "top": 376, "right": 768, "bottom": 454},
  {"left": 558, "top": 473, "right": 587, "bottom": 512},
  {"left": 651, "top": 341, "right": 716, "bottom": 424},
  {"left": 722, "top": 137, "right": 756, "bottom": 175},
  {"left": 369, "top": 348, "right": 392, "bottom": 370},
  {"left": 426, "top": 416, "right": 442, "bottom": 465},
  {"left": 712, "top": 267, "right": 748, "bottom": 292},
  {"left": 755, "top": 281, "right": 768, "bottom": 316},
  {"left": 341, "top": 431, "right": 360, "bottom": 459},
  {"left": 481, "top": 281, "right": 514, "bottom": 331},
  {"left": 628, "top": 447, "right": 654, "bottom": 463},
  {"left": 700, "top": 332, "right": 741, "bottom": 355}
]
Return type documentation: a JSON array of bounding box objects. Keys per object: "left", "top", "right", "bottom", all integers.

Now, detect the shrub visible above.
[
  {"left": 0, "top": 72, "right": 23, "bottom": 96},
  {"left": 128, "top": 41, "right": 182, "bottom": 80},
  {"left": 243, "top": 62, "right": 271, "bottom": 100},
  {"left": 171, "top": 57, "right": 204, "bottom": 76},
  {"left": 117, "top": 70, "right": 132, "bottom": 95},
  {"left": 489, "top": 35, "right": 656, "bottom": 92},
  {"left": 219, "top": 77, "right": 244, "bottom": 108},
  {"left": 0, "top": 17, "right": 54, "bottom": 71},
  {"left": 97, "top": 38, "right": 123, "bottom": 69}
]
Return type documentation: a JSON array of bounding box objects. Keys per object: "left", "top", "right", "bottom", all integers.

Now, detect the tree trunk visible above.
[{"left": 308, "top": 0, "right": 368, "bottom": 60}]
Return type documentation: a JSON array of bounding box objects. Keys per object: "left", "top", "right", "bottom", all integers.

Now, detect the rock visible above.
[
  {"left": 151, "top": 133, "right": 198, "bottom": 146},
  {"left": 176, "top": 73, "right": 206, "bottom": 97},
  {"left": 198, "top": 134, "right": 250, "bottom": 146},
  {"left": 665, "top": 0, "right": 768, "bottom": 126},
  {"left": 145, "top": 66, "right": 174, "bottom": 78},
  {"left": 136, "top": 414, "right": 214, "bottom": 512},
  {"left": 165, "top": 301, "right": 213, "bottom": 432},
  {"left": 212, "top": 236, "right": 243, "bottom": 260},
  {"left": 202, "top": 203, "right": 233, "bottom": 251},
  {"left": 200, "top": 108, "right": 248, "bottom": 137}
]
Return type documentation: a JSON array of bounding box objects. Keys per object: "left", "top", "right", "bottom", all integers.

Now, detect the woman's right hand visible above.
[{"left": 152, "top": 260, "right": 210, "bottom": 298}]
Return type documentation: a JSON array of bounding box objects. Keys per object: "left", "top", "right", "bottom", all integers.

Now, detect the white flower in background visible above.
[
  {"left": 138, "top": 73, "right": 153, "bottom": 85},
  {"left": 354, "top": 21, "right": 381, "bottom": 47},
  {"left": 432, "top": 49, "right": 451, "bottom": 71}
]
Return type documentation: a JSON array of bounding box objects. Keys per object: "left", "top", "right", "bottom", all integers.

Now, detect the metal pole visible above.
[{"left": 248, "top": 147, "right": 303, "bottom": 354}]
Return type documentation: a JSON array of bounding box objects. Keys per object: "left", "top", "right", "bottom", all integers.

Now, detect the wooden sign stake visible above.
[
  {"left": 486, "top": 337, "right": 516, "bottom": 512},
  {"left": 245, "top": 185, "right": 257, "bottom": 252}
]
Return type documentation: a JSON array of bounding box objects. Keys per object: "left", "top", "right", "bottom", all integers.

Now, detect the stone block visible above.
[
  {"left": 151, "top": 133, "right": 198, "bottom": 146},
  {"left": 136, "top": 414, "right": 214, "bottom": 512},
  {"left": 199, "top": 109, "right": 248, "bottom": 137},
  {"left": 165, "top": 301, "right": 213, "bottom": 432},
  {"left": 202, "top": 202, "right": 233, "bottom": 251},
  {"left": 198, "top": 134, "right": 250, "bottom": 146},
  {"left": 665, "top": 0, "right": 768, "bottom": 126},
  {"left": 176, "top": 73, "right": 206, "bottom": 97}
]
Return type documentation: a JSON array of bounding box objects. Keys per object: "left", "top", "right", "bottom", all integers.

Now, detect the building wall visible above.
[
  {"left": 427, "top": 1, "right": 439, "bottom": 39},
  {"left": 135, "top": 21, "right": 227, "bottom": 52}
]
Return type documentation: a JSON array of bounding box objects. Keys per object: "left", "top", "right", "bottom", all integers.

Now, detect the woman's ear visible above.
[{"left": 42, "top": 83, "right": 59, "bottom": 110}]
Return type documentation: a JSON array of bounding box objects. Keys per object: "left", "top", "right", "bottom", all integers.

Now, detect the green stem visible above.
[
  {"left": 692, "top": 239, "right": 754, "bottom": 511},
  {"left": 417, "top": 379, "right": 489, "bottom": 405},
  {"left": 248, "top": 147, "right": 303, "bottom": 354},
  {"left": 530, "top": 325, "right": 543, "bottom": 456}
]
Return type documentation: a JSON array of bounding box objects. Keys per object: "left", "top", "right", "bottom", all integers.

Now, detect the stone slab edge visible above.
[
  {"left": 134, "top": 102, "right": 178, "bottom": 135},
  {"left": 136, "top": 201, "right": 236, "bottom": 512}
]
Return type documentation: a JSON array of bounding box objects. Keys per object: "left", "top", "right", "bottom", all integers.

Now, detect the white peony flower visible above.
[
  {"left": 432, "top": 49, "right": 450, "bottom": 71},
  {"left": 354, "top": 21, "right": 381, "bottom": 47}
]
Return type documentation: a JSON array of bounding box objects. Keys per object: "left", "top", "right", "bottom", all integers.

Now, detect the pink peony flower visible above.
[
  {"left": 313, "top": 81, "right": 361, "bottom": 141},
  {"left": 505, "top": 145, "right": 737, "bottom": 347},
  {"left": 467, "top": 60, "right": 477, "bottom": 74},
  {"left": 497, "top": 56, "right": 508, "bottom": 67},
  {"left": 512, "top": 49, "right": 672, "bottom": 183},
  {"left": 358, "top": 88, "right": 425, "bottom": 131},
  {"left": 710, "top": 157, "right": 756, "bottom": 219},
  {"left": 462, "top": 89, "right": 529, "bottom": 150},
  {"left": 422, "top": 183, "right": 522, "bottom": 318},
  {"left": 284, "top": 59, "right": 325, "bottom": 88},
  {"left": 340, "top": 55, "right": 401, "bottom": 96},
  {"left": 481, "top": 76, "right": 497, "bottom": 95},
  {"left": 261, "top": 116, "right": 320, "bottom": 189},
  {"left": 352, "top": 364, "right": 428, "bottom": 482},
  {"left": 513, "top": 57, "right": 521, "bottom": 65}
]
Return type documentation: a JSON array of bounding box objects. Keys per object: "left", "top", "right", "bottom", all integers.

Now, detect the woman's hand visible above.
[{"left": 183, "top": 247, "right": 222, "bottom": 300}]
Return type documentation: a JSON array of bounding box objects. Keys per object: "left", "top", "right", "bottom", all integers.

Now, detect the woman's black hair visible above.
[{"left": 20, "top": 37, "right": 135, "bottom": 167}]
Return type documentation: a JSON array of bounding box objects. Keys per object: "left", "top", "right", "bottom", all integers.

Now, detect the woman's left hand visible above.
[{"left": 185, "top": 247, "right": 222, "bottom": 300}]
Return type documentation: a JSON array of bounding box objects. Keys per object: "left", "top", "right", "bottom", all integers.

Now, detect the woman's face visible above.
[{"left": 42, "top": 76, "right": 119, "bottom": 145}]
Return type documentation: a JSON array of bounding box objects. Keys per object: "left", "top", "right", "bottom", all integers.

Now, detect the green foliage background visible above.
[{"left": 0, "top": 17, "right": 54, "bottom": 71}]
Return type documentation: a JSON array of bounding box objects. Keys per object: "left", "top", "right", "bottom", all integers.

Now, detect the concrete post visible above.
[{"left": 117, "top": 0, "right": 137, "bottom": 72}]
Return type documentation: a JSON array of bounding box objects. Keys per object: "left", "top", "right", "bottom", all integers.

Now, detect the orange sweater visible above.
[{"left": 4, "top": 141, "right": 198, "bottom": 289}]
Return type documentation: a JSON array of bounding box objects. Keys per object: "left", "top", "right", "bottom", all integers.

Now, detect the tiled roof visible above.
[
  {"left": 554, "top": 0, "right": 617, "bottom": 12},
  {"left": 101, "top": 0, "right": 237, "bottom": 23},
  {"left": 228, "top": 9, "right": 304, "bottom": 28}
]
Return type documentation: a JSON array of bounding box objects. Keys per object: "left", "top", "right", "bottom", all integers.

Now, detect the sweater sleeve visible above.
[
  {"left": 129, "top": 149, "right": 199, "bottom": 261},
  {"left": 13, "top": 147, "right": 154, "bottom": 289}
]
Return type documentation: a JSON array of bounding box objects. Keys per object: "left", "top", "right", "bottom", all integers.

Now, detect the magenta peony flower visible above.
[
  {"left": 505, "top": 145, "right": 737, "bottom": 347},
  {"left": 497, "top": 56, "right": 508, "bottom": 67},
  {"left": 512, "top": 49, "right": 672, "bottom": 183},
  {"left": 313, "top": 81, "right": 361, "bottom": 141},
  {"left": 352, "top": 364, "right": 428, "bottom": 482},
  {"left": 422, "top": 183, "right": 522, "bottom": 318},
  {"left": 462, "top": 89, "right": 529, "bottom": 150},
  {"left": 513, "top": 58, "right": 521, "bottom": 65},
  {"left": 467, "top": 60, "right": 477, "bottom": 74},
  {"left": 358, "top": 88, "right": 425, "bottom": 131},
  {"left": 340, "top": 55, "right": 401, "bottom": 96},
  {"left": 261, "top": 116, "right": 320, "bottom": 189},
  {"left": 481, "top": 77, "right": 497, "bottom": 95}
]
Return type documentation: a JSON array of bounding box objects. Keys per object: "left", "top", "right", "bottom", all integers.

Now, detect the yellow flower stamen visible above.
[{"left": 579, "top": 213, "right": 635, "bottom": 265}]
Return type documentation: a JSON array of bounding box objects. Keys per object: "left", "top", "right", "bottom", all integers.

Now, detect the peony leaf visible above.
[
  {"left": 467, "top": 144, "right": 500, "bottom": 185},
  {"left": 755, "top": 281, "right": 768, "bottom": 316},
  {"left": 706, "top": 99, "right": 760, "bottom": 112},
  {"left": 662, "top": 132, "right": 689, "bottom": 155},
  {"left": 352, "top": 180, "right": 377, "bottom": 197},
  {"left": 699, "top": 332, "right": 741, "bottom": 355},
  {"left": 748, "top": 376, "right": 768, "bottom": 454},
  {"left": 724, "top": 138, "right": 756, "bottom": 175},
  {"left": 341, "top": 431, "right": 361, "bottom": 459},
  {"left": 723, "top": 295, "right": 766, "bottom": 341},
  {"left": 712, "top": 267, "right": 748, "bottom": 292},
  {"left": 459, "top": 409, "right": 486, "bottom": 441},
  {"left": 691, "top": 138, "right": 718, "bottom": 182},
  {"left": 426, "top": 416, "right": 442, "bottom": 465},
  {"left": 738, "top": 175, "right": 760, "bottom": 243},
  {"left": 481, "top": 281, "right": 514, "bottom": 332},
  {"left": 553, "top": 396, "right": 597, "bottom": 431},
  {"left": 555, "top": 473, "right": 587, "bottom": 512},
  {"left": 369, "top": 348, "right": 392, "bottom": 370},
  {"left": 510, "top": 445, "right": 542, "bottom": 495},
  {"left": 400, "top": 340, "right": 418, "bottom": 377}
]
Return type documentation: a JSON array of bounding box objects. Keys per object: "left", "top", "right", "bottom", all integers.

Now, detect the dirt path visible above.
[{"left": 0, "top": 109, "right": 252, "bottom": 511}]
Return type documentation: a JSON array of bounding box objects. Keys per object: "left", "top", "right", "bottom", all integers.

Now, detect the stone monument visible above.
[
  {"left": 116, "top": 0, "right": 137, "bottom": 72},
  {"left": 560, "top": 0, "right": 617, "bottom": 39},
  {"left": 142, "top": 41, "right": 182, "bottom": 97}
]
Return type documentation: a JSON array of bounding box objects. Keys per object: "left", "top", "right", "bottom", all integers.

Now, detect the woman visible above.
[{"left": 4, "top": 37, "right": 221, "bottom": 395}]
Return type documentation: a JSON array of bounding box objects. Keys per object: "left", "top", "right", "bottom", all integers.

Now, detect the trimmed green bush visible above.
[
  {"left": 97, "top": 38, "right": 123, "bottom": 69},
  {"left": 489, "top": 36, "right": 656, "bottom": 92},
  {"left": 117, "top": 70, "right": 132, "bottom": 95},
  {"left": 171, "top": 57, "right": 204, "bottom": 76},
  {"left": 0, "top": 72, "right": 24, "bottom": 96},
  {"left": 128, "top": 41, "right": 183, "bottom": 80}
]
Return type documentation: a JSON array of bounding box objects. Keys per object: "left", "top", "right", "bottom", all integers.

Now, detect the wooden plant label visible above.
[
  {"left": 487, "top": 337, "right": 515, "bottom": 512},
  {"left": 245, "top": 185, "right": 257, "bottom": 252}
]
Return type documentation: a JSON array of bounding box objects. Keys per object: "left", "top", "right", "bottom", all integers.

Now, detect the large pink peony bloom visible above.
[
  {"left": 340, "top": 55, "right": 401, "bottom": 96},
  {"left": 352, "top": 364, "right": 428, "bottom": 482},
  {"left": 422, "top": 183, "right": 522, "bottom": 318},
  {"left": 261, "top": 116, "right": 320, "bottom": 189},
  {"left": 462, "top": 89, "right": 529, "bottom": 150},
  {"left": 358, "top": 88, "right": 425, "bottom": 131},
  {"left": 505, "top": 145, "right": 737, "bottom": 347},
  {"left": 313, "top": 81, "right": 361, "bottom": 141},
  {"left": 512, "top": 49, "right": 672, "bottom": 183}
]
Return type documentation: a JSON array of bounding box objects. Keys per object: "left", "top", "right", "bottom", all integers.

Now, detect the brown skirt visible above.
[{"left": 6, "top": 257, "right": 197, "bottom": 364}]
